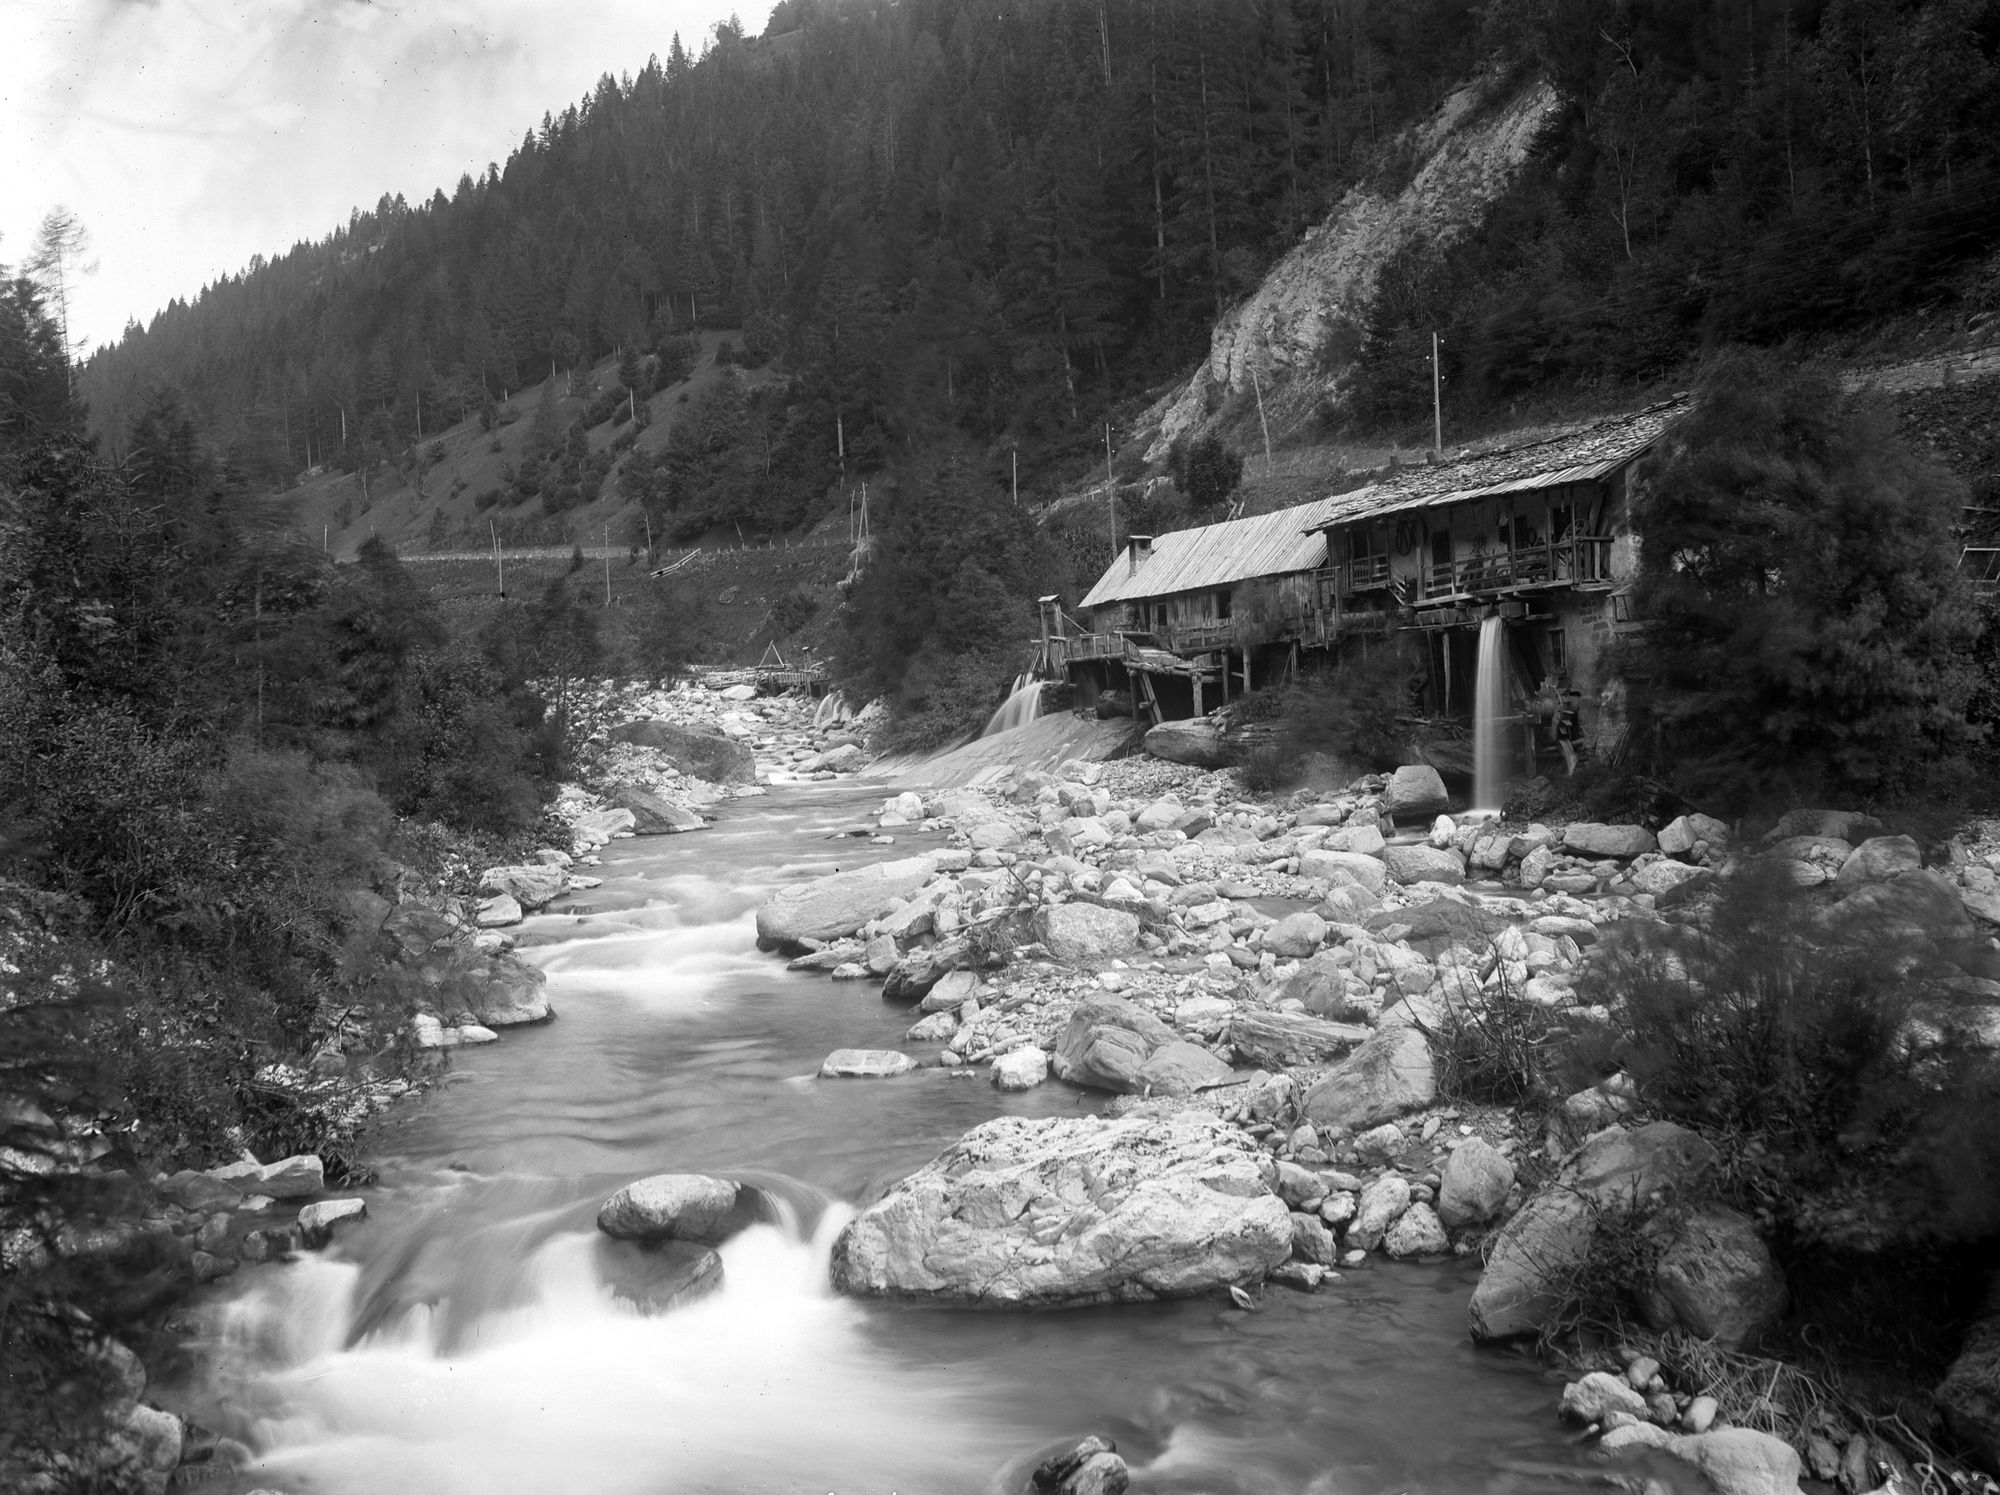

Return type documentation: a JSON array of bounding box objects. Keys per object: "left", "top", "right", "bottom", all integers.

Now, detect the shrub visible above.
[
  {"left": 1276, "top": 643, "right": 1418, "bottom": 773},
  {"left": 770, "top": 586, "right": 820, "bottom": 634},
  {"left": 1169, "top": 432, "right": 1245, "bottom": 510},
  {"left": 1570, "top": 864, "right": 2000, "bottom": 1247}
]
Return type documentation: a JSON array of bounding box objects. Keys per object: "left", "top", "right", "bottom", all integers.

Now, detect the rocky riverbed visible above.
[{"left": 49, "top": 680, "right": 2000, "bottom": 1495}]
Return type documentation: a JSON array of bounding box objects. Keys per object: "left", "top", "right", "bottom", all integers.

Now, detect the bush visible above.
[
  {"left": 770, "top": 586, "right": 821, "bottom": 634},
  {"left": 1169, "top": 432, "right": 1245, "bottom": 510},
  {"left": 1276, "top": 643, "right": 1418, "bottom": 773},
  {"left": 1570, "top": 864, "right": 2000, "bottom": 1247}
]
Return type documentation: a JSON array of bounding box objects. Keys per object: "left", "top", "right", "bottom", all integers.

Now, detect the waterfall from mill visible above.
[
  {"left": 1472, "top": 614, "right": 1508, "bottom": 812},
  {"left": 979, "top": 675, "right": 1043, "bottom": 737}
]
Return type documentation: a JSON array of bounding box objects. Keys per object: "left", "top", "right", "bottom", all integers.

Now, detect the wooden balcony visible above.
[
  {"left": 1420, "top": 536, "right": 1613, "bottom": 602},
  {"left": 1165, "top": 620, "right": 1236, "bottom": 653}
]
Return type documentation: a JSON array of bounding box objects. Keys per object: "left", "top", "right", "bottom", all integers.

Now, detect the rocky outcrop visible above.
[
  {"left": 606, "top": 719, "right": 757, "bottom": 783},
  {"left": 1054, "top": 995, "right": 1233, "bottom": 1096},
  {"left": 828, "top": 1113, "right": 1292, "bottom": 1307},
  {"left": 754, "top": 855, "right": 938, "bottom": 949},
  {"left": 1144, "top": 78, "right": 1564, "bottom": 456},
  {"left": 1469, "top": 1122, "right": 1719, "bottom": 1341}
]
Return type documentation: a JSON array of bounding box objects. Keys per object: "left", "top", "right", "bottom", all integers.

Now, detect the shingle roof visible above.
[
  {"left": 1308, "top": 397, "right": 1689, "bottom": 530},
  {"left": 1079, "top": 494, "right": 1350, "bottom": 608}
]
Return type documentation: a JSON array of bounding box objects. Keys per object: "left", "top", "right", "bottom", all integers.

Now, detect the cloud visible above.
[{"left": 1, "top": 0, "right": 769, "bottom": 351}]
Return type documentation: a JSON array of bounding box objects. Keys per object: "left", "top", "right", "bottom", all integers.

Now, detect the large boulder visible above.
[
  {"left": 1640, "top": 1205, "right": 1787, "bottom": 1348},
  {"left": 827, "top": 1112, "right": 1292, "bottom": 1306},
  {"left": 1663, "top": 1429, "right": 1804, "bottom": 1495},
  {"left": 1054, "top": 995, "right": 1232, "bottom": 1096},
  {"left": 1278, "top": 951, "right": 1374, "bottom": 1021},
  {"left": 754, "top": 855, "right": 938, "bottom": 949},
  {"left": 596, "top": 1173, "right": 766, "bottom": 1245},
  {"left": 1263, "top": 911, "right": 1327, "bottom": 958},
  {"left": 1937, "top": 1277, "right": 2000, "bottom": 1473},
  {"left": 1036, "top": 904, "right": 1141, "bottom": 963},
  {"left": 607, "top": 719, "right": 757, "bottom": 784},
  {"left": 605, "top": 783, "right": 704, "bottom": 834},
  {"left": 1835, "top": 834, "right": 1922, "bottom": 890},
  {"left": 479, "top": 864, "right": 568, "bottom": 910},
  {"left": 1302, "top": 1011, "right": 1436, "bottom": 1133},
  {"left": 467, "top": 957, "right": 552, "bottom": 1026},
  {"left": 1563, "top": 823, "right": 1658, "bottom": 859},
  {"left": 1381, "top": 844, "right": 1466, "bottom": 886},
  {"left": 1143, "top": 719, "right": 1233, "bottom": 769},
  {"left": 1437, "top": 1136, "right": 1516, "bottom": 1228},
  {"left": 1469, "top": 1122, "right": 1719, "bottom": 1341},
  {"left": 1366, "top": 898, "right": 1511, "bottom": 958},
  {"left": 1382, "top": 765, "right": 1449, "bottom": 818},
  {"left": 1659, "top": 812, "right": 1730, "bottom": 858},
  {"left": 1297, "top": 849, "right": 1389, "bottom": 892},
  {"left": 1834, "top": 868, "right": 1974, "bottom": 942}
]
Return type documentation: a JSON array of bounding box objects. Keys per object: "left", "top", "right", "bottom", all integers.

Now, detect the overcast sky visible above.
[{"left": 3, "top": 0, "right": 772, "bottom": 354}]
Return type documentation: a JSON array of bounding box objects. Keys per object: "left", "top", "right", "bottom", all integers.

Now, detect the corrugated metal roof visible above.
[
  {"left": 1309, "top": 397, "right": 1689, "bottom": 530},
  {"left": 1080, "top": 494, "right": 1350, "bottom": 608}
]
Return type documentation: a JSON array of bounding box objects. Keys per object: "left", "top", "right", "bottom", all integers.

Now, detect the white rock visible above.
[{"left": 991, "top": 1047, "right": 1050, "bottom": 1091}]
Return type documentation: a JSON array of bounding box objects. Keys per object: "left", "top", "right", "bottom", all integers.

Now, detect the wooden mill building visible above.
[{"left": 1048, "top": 398, "right": 1689, "bottom": 764}]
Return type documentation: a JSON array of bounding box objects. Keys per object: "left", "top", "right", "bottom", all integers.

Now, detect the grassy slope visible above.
[{"left": 271, "top": 330, "right": 784, "bottom": 560}]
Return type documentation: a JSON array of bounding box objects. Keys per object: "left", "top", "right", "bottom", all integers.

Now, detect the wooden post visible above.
[
  {"left": 1192, "top": 671, "right": 1204, "bottom": 718},
  {"left": 1432, "top": 331, "right": 1444, "bottom": 454},
  {"left": 1251, "top": 366, "right": 1274, "bottom": 475},
  {"left": 491, "top": 520, "right": 503, "bottom": 596},
  {"left": 1105, "top": 423, "right": 1117, "bottom": 556}
]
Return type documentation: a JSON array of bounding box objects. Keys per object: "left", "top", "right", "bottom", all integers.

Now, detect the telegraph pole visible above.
[
  {"left": 1432, "top": 331, "right": 1444, "bottom": 455},
  {"left": 1105, "top": 423, "right": 1117, "bottom": 556}
]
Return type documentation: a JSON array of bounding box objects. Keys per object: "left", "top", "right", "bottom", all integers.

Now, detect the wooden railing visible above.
[
  {"left": 1166, "top": 620, "right": 1236, "bottom": 652},
  {"left": 1344, "top": 554, "right": 1393, "bottom": 592},
  {"left": 1420, "top": 536, "right": 1613, "bottom": 601},
  {"left": 1962, "top": 547, "right": 2000, "bottom": 591}
]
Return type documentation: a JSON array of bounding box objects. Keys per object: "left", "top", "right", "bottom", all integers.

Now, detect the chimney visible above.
[{"left": 1127, "top": 535, "right": 1153, "bottom": 575}]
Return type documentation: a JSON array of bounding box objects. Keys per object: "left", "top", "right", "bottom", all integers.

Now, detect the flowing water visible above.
[
  {"left": 164, "top": 788, "right": 1584, "bottom": 1495},
  {"left": 980, "top": 675, "right": 1044, "bottom": 738},
  {"left": 1471, "top": 616, "right": 1509, "bottom": 814}
]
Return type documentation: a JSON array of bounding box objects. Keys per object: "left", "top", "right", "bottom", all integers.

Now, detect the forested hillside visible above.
[{"left": 66, "top": 0, "right": 2000, "bottom": 733}]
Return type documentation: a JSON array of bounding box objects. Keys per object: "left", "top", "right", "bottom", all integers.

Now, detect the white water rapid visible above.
[
  {"left": 1472, "top": 614, "right": 1509, "bottom": 813},
  {"left": 979, "top": 674, "right": 1043, "bottom": 737}
]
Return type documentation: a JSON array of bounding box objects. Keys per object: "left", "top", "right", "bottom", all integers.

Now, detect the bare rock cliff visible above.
[{"left": 1145, "top": 77, "right": 1563, "bottom": 459}]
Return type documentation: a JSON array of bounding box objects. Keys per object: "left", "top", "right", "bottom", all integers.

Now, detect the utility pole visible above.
[
  {"left": 1105, "top": 423, "right": 1117, "bottom": 556},
  {"left": 491, "top": 519, "right": 503, "bottom": 596},
  {"left": 604, "top": 522, "right": 612, "bottom": 606},
  {"left": 1011, "top": 448, "right": 1018, "bottom": 507},
  {"left": 1432, "top": 331, "right": 1444, "bottom": 455},
  {"left": 1251, "top": 366, "right": 1274, "bottom": 475}
]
